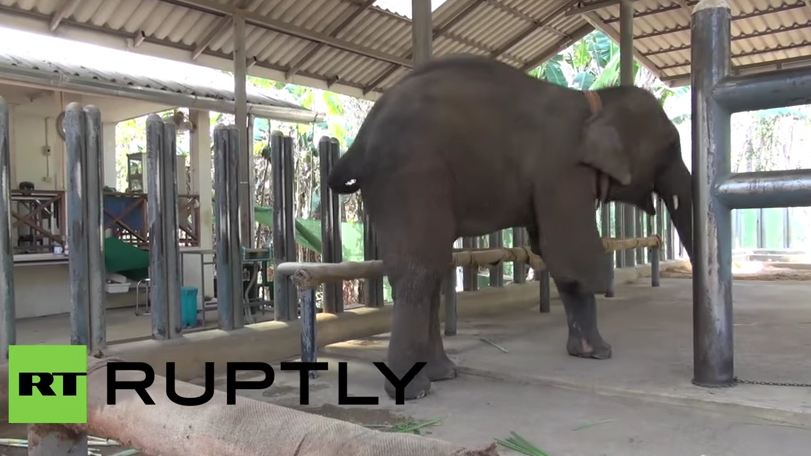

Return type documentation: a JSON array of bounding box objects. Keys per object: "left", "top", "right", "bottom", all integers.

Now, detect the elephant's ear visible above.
[{"left": 579, "top": 116, "right": 632, "bottom": 186}]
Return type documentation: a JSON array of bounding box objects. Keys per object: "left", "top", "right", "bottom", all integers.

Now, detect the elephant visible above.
[{"left": 328, "top": 54, "right": 694, "bottom": 400}]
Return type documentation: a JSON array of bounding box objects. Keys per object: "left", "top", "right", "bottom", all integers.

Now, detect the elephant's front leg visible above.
[{"left": 555, "top": 279, "right": 612, "bottom": 359}]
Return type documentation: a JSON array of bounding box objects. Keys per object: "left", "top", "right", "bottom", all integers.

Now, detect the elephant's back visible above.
[{"left": 363, "top": 56, "right": 583, "bottom": 179}]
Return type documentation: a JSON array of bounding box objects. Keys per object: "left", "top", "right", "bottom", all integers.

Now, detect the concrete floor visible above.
[
  {"left": 11, "top": 276, "right": 811, "bottom": 455},
  {"left": 15, "top": 305, "right": 276, "bottom": 345},
  {"left": 225, "top": 277, "right": 811, "bottom": 455}
]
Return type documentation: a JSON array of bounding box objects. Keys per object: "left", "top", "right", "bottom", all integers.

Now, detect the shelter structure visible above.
[{"left": 0, "top": 0, "right": 810, "bottom": 454}]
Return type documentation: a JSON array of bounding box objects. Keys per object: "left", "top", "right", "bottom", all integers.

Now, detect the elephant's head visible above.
[{"left": 577, "top": 86, "right": 693, "bottom": 260}]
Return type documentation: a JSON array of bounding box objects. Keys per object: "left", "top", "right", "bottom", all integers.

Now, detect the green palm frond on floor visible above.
[{"left": 495, "top": 432, "right": 550, "bottom": 456}]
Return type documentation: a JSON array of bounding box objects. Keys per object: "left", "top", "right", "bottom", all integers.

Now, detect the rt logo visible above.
[{"left": 8, "top": 345, "right": 87, "bottom": 424}]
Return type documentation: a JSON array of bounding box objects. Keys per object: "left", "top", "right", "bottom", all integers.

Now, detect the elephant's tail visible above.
[{"left": 328, "top": 141, "right": 364, "bottom": 194}]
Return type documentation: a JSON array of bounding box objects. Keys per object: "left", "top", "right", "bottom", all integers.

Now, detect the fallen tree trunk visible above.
[{"left": 0, "top": 360, "right": 498, "bottom": 456}]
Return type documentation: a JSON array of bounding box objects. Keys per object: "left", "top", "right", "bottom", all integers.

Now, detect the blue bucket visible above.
[{"left": 180, "top": 287, "right": 198, "bottom": 328}]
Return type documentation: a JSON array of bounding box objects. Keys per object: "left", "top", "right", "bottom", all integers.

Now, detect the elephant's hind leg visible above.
[
  {"left": 426, "top": 290, "right": 457, "bottom": 381},
  {"left": 370, "top": 177, "right": 456, "bottom": 400},
  {"left": 556, "top": 279, "right": 612, "bottom": 359}
]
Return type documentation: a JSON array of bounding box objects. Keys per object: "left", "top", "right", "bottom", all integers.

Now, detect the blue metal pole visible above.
[
  {"left": 691, "top": 0, "right": 734, "bottom": 387},
  {"left": 0, "top": 98, "right": 14, "bottom": 360},
  {"left": 84, "top": 106, "right": 106, "bottom": 351},
  {"left": 64, "top": 103, "right": 89, "bottom": 347}
]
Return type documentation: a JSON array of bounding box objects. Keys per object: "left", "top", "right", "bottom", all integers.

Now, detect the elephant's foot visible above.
[
  {"left": 384, "top": 370, "right": 431, "bottom": 401},
  {"left": 566, "top": 332, "right": 612, "bottom": 359},
  {"left": 425, "top": 354, "right": 457, "bottom": 381}
]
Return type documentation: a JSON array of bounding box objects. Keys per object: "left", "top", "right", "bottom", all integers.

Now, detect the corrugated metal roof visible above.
[
  {"left": 0, "top": 30, "right": 305, "bottom": 110},
  {"left": 0, "top": 0, "right": 807, "bottom": 99}
]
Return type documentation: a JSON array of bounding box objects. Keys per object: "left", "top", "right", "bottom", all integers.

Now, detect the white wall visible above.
[
  {"left": 13, "top": 263, "right": 138, "bottom": 319},
  {"left": 5, "top": 88, "right": 216, "bottom": 319},
  {"left": 11, "top": 111, "right": 62, "bottom": 191}
]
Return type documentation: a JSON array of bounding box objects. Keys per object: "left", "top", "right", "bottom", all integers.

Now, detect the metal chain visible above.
[{"left": 735, "top": 377, "right": 811, "bottom": 387}]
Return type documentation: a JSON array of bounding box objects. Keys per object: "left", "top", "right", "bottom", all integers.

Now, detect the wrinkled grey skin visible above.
[{"left": 328, "top": 55, "right": 693, "bottom": 400}]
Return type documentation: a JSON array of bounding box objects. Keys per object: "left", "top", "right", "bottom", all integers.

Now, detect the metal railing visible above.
[
  {"left": 691, "top": 0, "right": 811, "bottom": 387},
  {"left": 274, "top": 236, "right": 662, "bottom": 368}
]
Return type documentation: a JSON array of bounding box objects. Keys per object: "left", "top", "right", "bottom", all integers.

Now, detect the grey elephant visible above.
[{"left": 328, "top": 54, "right": 693, "bottom": 400}]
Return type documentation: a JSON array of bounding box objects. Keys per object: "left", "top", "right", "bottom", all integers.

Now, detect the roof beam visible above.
[
  {"left": 583, "top": 12, "right": 662, "bottom": 76},
  {"left": 50, "top": 0, "right": 81, "bottom": 32},
  {"left": 490, "top": 0, "right": 582, "bottom": 58},
  {"left": 566, "top": 0, "right": 691, "bottom": 16},
  {"left": 192, "top": 16, "right": 233, "bottom": 60},
  {"left": 520, "top": 23, "right": 594, "bottom": 72},
  {"left": 191, "top": 0, "right": 253, "bottom": 61},
  {"left": 363, "top": 0, "right": 485, "bottom": 94},
  {"left": 286, "top": 0, "right": 376, "bottom": 79},
  {"left": 161, "top": 0, "right": 412, "bottom": 68}
]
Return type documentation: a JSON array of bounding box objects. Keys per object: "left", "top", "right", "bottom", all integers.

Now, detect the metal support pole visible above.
[
  {"left": 691, "top": 0, "right": 734, "bottom": 387},
  {"left": 362, "top": 210, "right": 384, "bottom": 307},
  {"left": 69, "top": 105, "right": 88, "bottom": 348},
  {"left": 620, "top": 0, "right": 634, "bottom": 86},
  {"left": 649, "top": 216, "right": 660, "bottom": 287},
  {"left": 512, "top": 227, "right": 527, "bottom": 284},
  {"left": 636, "top": 212, "right": 645, "bottom": 264},
  {"left": 656, "top": 196, "right": 666, "bottom": 259},
  {"left": 64, "top": 103, "right": 105, "bottom": 351},
  {"left": 666, "top": 211, "right": 674, "bottom": 260},
  {"left": 619, "top": 0, "right": 637, "bottom": 268},
  {"left": 601, "top": 203, "right": 615, "bottom": 298},
  {"left": 214, "top": 125, "right": 243, "bottom": 329},
  {"left": 0, "top": 98, "right": 14, "bottom": 360},
  {"left": 488, "top": 231, "right": 504, "bottom": 287},
  {"left": 233, "top": 12, "right": 253, "bottom": 248},
  {"left": 272, "top": 131, "right": 297, "bottom": 320},
  {"left": 784, "top": 207, "right": 790, "bottom": 248},
  {"left": 539, "top": 270, "right": 551, "bottom": 313},
  {"left": 462, "top": 237, "right": 478, "bottom": 291},
  {"left": 623, "top": 206, "right": 636, "bottom": 266},
  {"left": 412, "top": 0, "right": 432, "bottom": 65},
  {"left": 319, "top": 137, "right": 343, "bottom": 313},
  {"left": 614, "top": 203, "right": 624, "bottom": 266},
  {"left": 443, "top": 268, "right": 457, "bottom": 336},
  {"left": 85, "top": 106, "right": 106, "bottom": 351},
  {"left": 147, "top": 115, "right": 181, "bottom": 339},
  {"left": 299, "top": 287, "right": 317, "bottom": 375}
]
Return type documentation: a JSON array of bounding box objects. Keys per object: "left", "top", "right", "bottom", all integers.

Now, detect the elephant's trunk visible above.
[{"left": 656, "top": 159, "right": 693, "bottom": 261}]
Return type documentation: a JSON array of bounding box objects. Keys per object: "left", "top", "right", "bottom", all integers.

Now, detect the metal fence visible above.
[{"left": 691, "top": 0, "right": 811, "bottom": 387}]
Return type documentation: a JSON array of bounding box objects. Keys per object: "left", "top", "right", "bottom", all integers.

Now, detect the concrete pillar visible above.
[
  {"left": 620, "top": 0, "right": 637, "bottom": 268},
  {"left": 412, "top": 0, "right": 432, "bottom": 65},
  {"left": 187, "top": 109, "right": 214, "bottom": 307},
  {"left": 102, "top": 122, "right": 117, "bottom": 189},
  {"left": 189, "top": 110, "right": 213, "bottom": 249},
  {"left": 233, "top": 12, "right": 253, "bottom": 248}
]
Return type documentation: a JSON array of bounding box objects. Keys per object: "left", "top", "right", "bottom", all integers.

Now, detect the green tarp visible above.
[
  {"left": 253, "top": 206, "right": 365, "bottom": 260},
  {"left": 104, "top": 236, "right": 149, "bottom": 280}
]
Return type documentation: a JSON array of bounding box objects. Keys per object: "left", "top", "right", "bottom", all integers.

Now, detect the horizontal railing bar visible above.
[
  {"left": 715, "top": 169, "right": 811, "bottom": 208},
  {"left": 278, "top": 236, "right": 661, "bottom": 289},
  {"left": 713, "top": 67, "right": 811, "bottom": 112}
]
